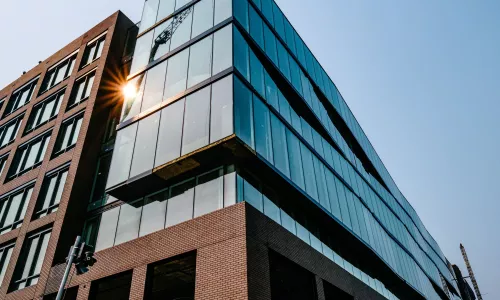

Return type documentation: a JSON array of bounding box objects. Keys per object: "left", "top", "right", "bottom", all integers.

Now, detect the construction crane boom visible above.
[{"left": 460, "top": 244, "right": 482, "bottom": 300}]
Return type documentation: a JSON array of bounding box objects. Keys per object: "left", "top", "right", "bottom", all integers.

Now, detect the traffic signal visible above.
[{"left": 74, "top": 242, "right": 97, "bottom": 275}]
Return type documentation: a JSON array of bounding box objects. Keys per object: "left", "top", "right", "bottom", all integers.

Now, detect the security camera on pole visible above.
[{"left": 55, "top": 236, "right": 97, "bottom": 300}]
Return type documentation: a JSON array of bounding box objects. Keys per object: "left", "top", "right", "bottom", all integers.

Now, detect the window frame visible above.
[
  {"left": 81, "top": 32, "right": 107, "bottom": 68},
  {"left": 0, "top": 115, "right": 24, "bottom": 149},
  {"left": 39, "top": 52, "right": 78, "bottom": 95},
  {"left": 52, "top": 112, "right": 84, "bottom": 157},
  {"left": 10, "top": 228, "right": 52, "bottom": 291},
  {"left": 0, "top": 153, "right": 8, "bottom": 178},
  {"left": 68, "top": 70, "right": 96, "bottom": 109},
  {"left": 0, "top": 242, "right": 15, "bottom": 285},
  {"left": 0, "top": 183, "right": 33, "bottom": 234},
  {"left": 25, "top": 89, "right": 65, "bottom": 134},
  {"left": 4, "top": 77, "right": 39, "bottom": 117},
  {"left": 7, "top": 131, "right": 51, "bottom": 180},
  {"left": 33, "top": 166, "right": 69, "bottom": 219}
]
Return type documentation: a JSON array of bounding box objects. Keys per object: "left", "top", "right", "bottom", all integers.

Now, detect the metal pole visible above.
[{"left": 55, "top": 236, "right": 81, "bottom": 300}]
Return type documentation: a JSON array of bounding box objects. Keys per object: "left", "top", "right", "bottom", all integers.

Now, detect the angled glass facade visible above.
[{"left": 103, "top": 1, "right": 460, "bottom": 299}]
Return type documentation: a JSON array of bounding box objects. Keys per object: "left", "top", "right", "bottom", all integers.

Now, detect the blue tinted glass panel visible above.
[
  {"left": 264, "top": 72, "right": 279, "bottom": 111},
  {"left": 289, "top": 59, "right": 303, "bottom": 95},
  {"left": 253, "top": 96, "right": 273, "bottom": 163},
  {"left": 234, "top": 77, "right": 255, "bottom": 149},
  {"left": 250, "top": 51, "right": 265, "bottom": 98},
  {"left": 277, "top": 91, "right": 291, "bottom": 124},
  {"left": 346, "top": 191, "right": 361, "bottom": 236},
  {"left": 276, "top": 42, "right": 291, "bottom": 82},
  {"left": 270, "top": 115, "right": 290, "bottom": 177},
  {"left": 263, "top": 23, "right": 278, "bottom": 65},
  {"left": 249, "top": 6, "right": 264, "bottom": 49},
  {"left": 290, "top": 109, "right": 302, "bottom": 135},
  {"left": 283, "top": 18, "right": 296, "bottom": 55},
  {"left": 263, "top": 196, "right": 280, "bottom": 224},
  {"left": 313, "top": 160, "right": 331, "bottom": 213},
  {"left": 233, "top": 0, "right": 249, "bottom": 31},
  {"left": 271, "top": 2, "right": 285, "bottom": 40},
  {"left": 260, "top": 0, "right": 274, "bottom": 26},
  {"left": 325, "top": 170, "right": 342, "bottom": 221},
  {"left": 234, "top": 27, "right": 250, "bottom": 81},
  {"left": 285, "top": 129, "right": 305, "bottom": 190},
  {"left": 243, "top": 180, "right": 262, "bottom": 211},
  {"left": 300, "top": 143, "right": 318, "bottom": 202},
  {"left": 336, "top": 179, "right": 352, "bottom": 229}
]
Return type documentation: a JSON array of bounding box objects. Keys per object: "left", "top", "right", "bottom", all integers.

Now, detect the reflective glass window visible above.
[
  {"left": 82, "top": 34, "right": 106, "bottom": 66},
  {"left": 277, "top": 90, "right": 291, "bottom": 123},
  {"left": 156, "top": 0, "right": 175, "bottom": 22},
  {"left": 249, "top": 5, "right": 264, "bottom": 49},
  {"left": 285, "top": 129, "right": 305, "bottom": 190},
  {"left": 0, "top": 116, "right": 23, "bottom": 149},
  {"left": 296, "top": 223, "right": 310, "bottom": 245},
  {"left": 140, "top": 191, "right": 168, "bottom": 237},
  {"left": 194, "top": 169, "right": 223, "bottom": 217},
  {"left": 280, "top": 210, "right": 296, "bottom": 234},
  {"left": 263, "top": 195, "right": 280, "bottom": 224},
  {"left": 325, "top": 170, "right": 342, "bottom": 221},
  {"left": 169, "top": 7, "right": 193, "bottom": 50},
  {"left": 181, "top": 86, "right": 210, "bottom": 155},
  {"left": 271, "top": 2, "right": 285, "bottom": 40},
  {"left": 191, "top": 0, "right": 214, "bottom": 38},
  {"left": 263, "top": 23, "right": 278, "bottom": 65},
  {"left": 283, "top": 18, "right": 296, "bottom": 55},
  {"left": 5, "top": 79, "right": 38, "bottom": 116},
  {"left": 130, "top": 32, "right": 154, "bottom": 75},
  {"left": 250, "top": 51, "right": 265, "bottom": 98},
  {"left": 233, "top": 0, "right": 249, "bottom": 31},
  {"left": 53, "top": 114, "right": 83, "bottom": 156},
  {"left": 34, "top": 169, "right": 68, "bottom": 219},
  {"left": 165, "top": 179, "right": 195, "bottom": 227},
  {"left": 346, "top": 191, "right": 360, "bottom": 236},
  {"left": 276, "top": 41, "right": 290, "bottom": 81},
  {"left": 187, "top": 35, "right": 213, "bottom": 88},
  {"left": 214, "top": 0, "right": 232, "bottom": 25},
  {"left": 68, "top": 72, "right": 95, "bottom": 107},
  {"left": 11, "top": 230, "right": 51, "bottom": 290},
  {"left": 300, "top": 144, "right": 318, "bottom": 201},
  {"left": 130, "top": 112, "right": 160, "bottom": 178},
  {"left": 224, "top": 172, "right": 237, "bottom": 207},
  {"left": 289, "top": 59, "right": 303, "bottom": 94},
  {"left": 139, "top": 0, "right": 160, "bottom": 33},
  {"left": 234, "top": 77, "right": 254, "bottom": 149},
  {"left": 40, "top": 56, "right": 76, "bottom": 93},
  {"left": 212, "top": 25, "right": 233, "bottom": 75},
  {"left": 210, "top": 75, "right": 233, "bottom": 143},
  {"left": 253, "top": 95, "right": 273, "bottom": 163},
  {"left": 0, "top": 186, "right": 32, "bottom": 234},
  {"left": 260, "top": 0, "right": 274, "bottom": 26},
  {"left": 234, "top": 27, "right": 250, "bottom": 81},
  {"left": 155, "top": 99, "right": 185, "bottom": 167},
  {"left": 141, "top": 61, "right": 167, "bottom": 112},
  {"left": 313, "top": 160, "right": 331, "bottom": 213},
  {"left": 175, "top": 0, "right": 191, "bottom": 9},
  {"left": 264, "top": 72, "right": 279, "bottom": 110},
  {"left": 243, "top": 180, "right": 262, "bottom": 212},
  {"left": 270, "top": 115, "right": 290, "bottom": 177},
  {"left": 0, "top": 244, "right": 14, "bottom": 286},
  {"left": 115, "top": 202, "right": 142, "bottom": 245},
  {"left": 164, "top": 48, "right": 189, "bottom": 99},
  {"left": 95, "top": 207, "right": 119, "bottom": 251},
  {"left": 8, "top": 133, "right": 51, "bottom": 179},
  {"left": 106, "top": 123, "right": 137, "bottom": 188},
  {"left": 335, "top": 180, "right": 352, "bottom": 229},
  {"left": 25, "top": 90, "right": 64, "bottom": 133}
]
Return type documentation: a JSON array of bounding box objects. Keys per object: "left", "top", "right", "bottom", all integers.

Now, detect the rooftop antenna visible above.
[{"left": 460, "top": 244, "right": 482, "bottom": 300}]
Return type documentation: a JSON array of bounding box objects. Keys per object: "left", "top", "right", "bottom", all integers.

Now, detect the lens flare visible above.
[{"left": 122, "top": 82, "right": 138, "bottom": 99}]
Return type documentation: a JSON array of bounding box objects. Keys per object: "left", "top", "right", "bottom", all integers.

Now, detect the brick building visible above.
[{"left": 0, "top": 0, "right": 463, "bottom": 299}]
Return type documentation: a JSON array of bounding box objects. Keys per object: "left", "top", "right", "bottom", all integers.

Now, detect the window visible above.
[
  {"left": 155, "top": 99, "right": 185, "bottom": 167},
  {"left": 81, "top": 33, "right": 106, "bottom": 67},
  {"left": 8, "top": 133, "right": 51, "bottom": 179},
  {"left": 89, "top": 153, "right": 112, "bottom": 206},
  {"left": 0, "top": 185, "right": 33, "bottom": 234},
  {"left": 187, "top": 35, "right": 213, "bottom": 88},
  {"left": 25, "top": 90, "right": 64, "bottom": 133},
  {"left": 68, "top": 71, "right": 95, "bottom": 107},
  {"left": 34, "top": 168, "right": 68, "bottom": 219},
  {"left": 53, "top": 114, "right": 83, "bottom": 156},
  {"left": 0, "top": 116, "right": 23, "bottom": 149},
  {"left": 0, "top": 243, "right": 14, "bottom": 286},
  {"left": 0, "top": 153, "right": 8, "bottom": 178},
  {"left": 106, "top": 123, "right": 137, "bottom": 189},
  {"left": 89, "top": 271, "right": 132, "bottom": 300},
  {"left": 4, "top": 78, "right": 38, "bottom": 116},
  {"left": 145, "top": 253, "right": 196, "bottom": 300},
  {"left": 129, "top": 112, "right": 160, "bottom": 178},
  {"left": 40, "top": 54, "right": 77, "bottom": 93},
  {"left": 181, "top": 86, "right": 210, "bottom": 155},
  {"left": 10, "top": 228, "right": 52, "bottom": 291}
]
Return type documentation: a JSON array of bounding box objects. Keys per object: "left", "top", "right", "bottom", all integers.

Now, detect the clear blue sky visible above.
[{"left": 0, "top": 0, "right": 497, "bottom": 298}]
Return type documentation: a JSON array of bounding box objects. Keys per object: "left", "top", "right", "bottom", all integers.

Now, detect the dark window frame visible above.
[
  {"left": 0, "top": 115, "right": 24, "bottom": 149},
  {"left": 4, "top": 78, "right": 39, "bottom": 117},
  {"left": 39, "top": 53, "right": 78, "bottom": 95},
  {"left": 0, "top": 184, "right": 33, "bottom": 234},
  {"left": 33, "top": 166, "right": 69, "bottom": 219},
  {"left": 52, "top": 113, "right": 84, "bottom": 157},
  {"left": 7, "top": 131, "right": 51, "bottom": 180},
  {"left": 10, "top": 227, "right": 52, "bottom": 291},
  {"left": 81, "top": 32, "right": 107, "bottom": 68},
  {"left": 25, "top": 89, "right": 65, "bottom": 134},
  {"left": 68, "top": 71, "right": 96, "bottom": 109}
]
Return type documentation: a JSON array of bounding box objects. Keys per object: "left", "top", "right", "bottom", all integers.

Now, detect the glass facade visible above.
[{"left": 102, "top": 1, "right": 459, "bottom": 299}]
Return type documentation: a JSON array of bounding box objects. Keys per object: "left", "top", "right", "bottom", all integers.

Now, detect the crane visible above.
[
  {"left": 460, "top": 244, "right": 482, "bottom": 300},
  {"left": 123, "top": 6, "right": 193, "bottom": 119}
]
